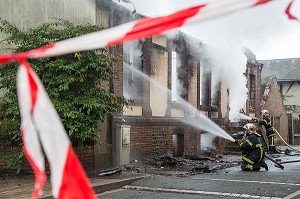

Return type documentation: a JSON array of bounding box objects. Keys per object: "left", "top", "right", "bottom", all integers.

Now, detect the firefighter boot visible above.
[
  {"left": 260, "top": 160, "right": 268, "bottom": 171},
  {"left": 268, "top": 146, "right": 279, "bottom": 154},
  {"left": 253, "top": 162, "right": 261, "bottom": 171}
]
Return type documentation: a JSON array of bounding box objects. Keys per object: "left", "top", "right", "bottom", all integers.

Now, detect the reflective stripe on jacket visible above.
[{"left": 240, "top": 133, "right": 264, "bottom": 163}]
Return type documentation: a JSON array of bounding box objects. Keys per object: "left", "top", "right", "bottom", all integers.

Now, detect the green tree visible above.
[{"left": 0, "top": 19, "right": 126, "bottom": 171}]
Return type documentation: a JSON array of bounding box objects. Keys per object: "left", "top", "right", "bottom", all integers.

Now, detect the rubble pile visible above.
[{"left": 123, "top": 154, "right": 241, "bottom": 177}]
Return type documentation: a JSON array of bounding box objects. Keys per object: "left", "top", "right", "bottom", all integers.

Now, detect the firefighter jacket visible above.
[
  {"left": 256, "top": 117, "right": 275, "bottom": 137},
  {"left": 239, "top": 133, "right": 264, "bottom": 164}
]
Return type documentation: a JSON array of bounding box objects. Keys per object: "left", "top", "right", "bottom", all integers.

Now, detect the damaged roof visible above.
[
  {"left": 260, "top": 58, "right": 300, "bottom": 81},
  {"left": 260, "top": 75, "right": 277, "bottom": 109}
]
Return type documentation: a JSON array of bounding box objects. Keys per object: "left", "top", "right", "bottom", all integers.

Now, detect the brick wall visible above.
[
  {"left": 184, "top": 128, "right": 201, "bottom": 156},
  {"left": 117, "top": 117, "right": 201, "bottom": 161},
  {"left": 245, "top": 62, "right": 263, "bottom": 116},
  {"left": 264, "top": 81, "right": 289, "bottom": 144},
  {"left": 130, "top": 125, "right": 172, "bottom": 160},
  {"left": 0, "top": 146, "right": 94, "bottom": 175},
  {"left": 0, "top": 147, "right": 32, "bottom": 174},
  {"left": 74, "top": 146, "right": 94, "bottom": 175}
]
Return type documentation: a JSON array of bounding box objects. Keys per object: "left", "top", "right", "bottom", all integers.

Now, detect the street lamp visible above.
[{"left": 118, "top": 0, "right": 136, "bottom": 14}]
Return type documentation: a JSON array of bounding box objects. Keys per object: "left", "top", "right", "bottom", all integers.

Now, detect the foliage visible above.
[
  {"left": 0, "top": 19, "right": 126, "bottom": 150},
  {"left": 3, "top": 151, "right": 24, "bottom": 174}
]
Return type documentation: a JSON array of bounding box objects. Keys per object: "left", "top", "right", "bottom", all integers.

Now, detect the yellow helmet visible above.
[{"left": 261, "top": 109, "right": 269, "bottom": 118}]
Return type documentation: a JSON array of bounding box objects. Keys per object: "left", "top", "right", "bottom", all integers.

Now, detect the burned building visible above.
[
  {"left": 98, "top": 0, "right": 264, "bottom": 166},
  {"left": 0, "top": 0, "right": 265, "bottom": 173}
]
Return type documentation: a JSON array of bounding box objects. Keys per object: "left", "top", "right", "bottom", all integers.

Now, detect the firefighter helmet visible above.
[
  {"left": 243, "top": 123, "right": 256, "bottom": 132},
  {"left": 243, "top": 123, "right": 260, "bottom": 136},
  {"left": 261, "top": 109, "right": 269, "bottom": 118}
]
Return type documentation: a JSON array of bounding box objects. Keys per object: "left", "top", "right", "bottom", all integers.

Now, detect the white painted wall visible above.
[{"left": 281, "top": 82, "right": 300, "bottom": 117}]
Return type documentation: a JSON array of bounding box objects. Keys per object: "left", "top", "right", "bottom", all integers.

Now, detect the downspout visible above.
[{"left": 108, "top": 1, "right": 116, "bottom": 167}]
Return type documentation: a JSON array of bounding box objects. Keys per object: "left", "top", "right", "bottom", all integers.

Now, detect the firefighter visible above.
[
  {"left": 253, "top": 109, "right": 278, "bottom": 154},
  {"left": 237, "top": 123, "right": 268, "bottom": 171}
]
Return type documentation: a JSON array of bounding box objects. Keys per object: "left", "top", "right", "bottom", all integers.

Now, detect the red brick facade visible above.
[
  {"left": 0, "top": 146, "right": 94, "bottom": 175},
  {"left": 113, "top": 117, "right": 201, "bottom": 161},
  {"left": 245, "top": 61, "right": 263, "bottom": 116},
  {"left": 261, "top": 76, "right": 289, "bottom": 144}
]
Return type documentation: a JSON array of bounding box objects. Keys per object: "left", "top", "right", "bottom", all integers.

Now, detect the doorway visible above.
[{"left": 172, "top": 127, "right": 184, "bottom": 157}]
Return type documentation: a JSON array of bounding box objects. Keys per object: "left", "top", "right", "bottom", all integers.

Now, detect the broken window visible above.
[
  {"left": 249, "top": 74, "right": 256, "bottom": 110},
  {"left": 211, "top": 82, "right": 220, "bottom": 107},
  {"left": 123, "top": 41, "right": 143, "bottom": 100},
  {"left": 199, "top": 60, "right": 210, "bottom": 107},
  {"left": 171, "top": 51, "right": 179, "bottom": 102}
]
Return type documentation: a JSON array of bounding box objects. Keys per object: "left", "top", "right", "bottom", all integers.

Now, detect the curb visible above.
[
  {"left": 93, "top": 175, "right": 147, "bottom": 194},
  {"left": 41, "top": 175, "right": 147, "bottom": 198}
]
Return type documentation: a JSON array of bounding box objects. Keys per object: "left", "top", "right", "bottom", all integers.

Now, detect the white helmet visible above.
[
  {"left": 261, "top": 109, "right": 269, "bottom": 118},
  {"left": 243, "top": 123, "right": 260, "bottom": 136},
  {"left": 243, "top": 123, "right": 256, "bottom": 132}
]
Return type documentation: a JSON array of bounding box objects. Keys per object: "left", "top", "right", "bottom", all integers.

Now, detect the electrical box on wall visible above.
[
  {"left": 122, "top": 127, "right": 130, "bottom": 146},
  {"left": 113, "top": 125, "right": 131, "bottom": 166}
]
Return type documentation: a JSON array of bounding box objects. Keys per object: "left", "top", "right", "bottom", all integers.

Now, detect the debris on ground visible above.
[
  {"left": 99, "top": 167, "right": 122, "bottom": 176},
  {"left": 122, "top": 153, "right": 241, "bottom": 177}
]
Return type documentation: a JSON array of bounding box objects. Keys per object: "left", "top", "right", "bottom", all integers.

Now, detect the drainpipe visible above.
[{"left": 108, "top": 1, "right": 116, "bottom": 167}]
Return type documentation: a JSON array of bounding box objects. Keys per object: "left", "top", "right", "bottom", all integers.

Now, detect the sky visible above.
[{"left": 117, "top": 0, "right": 300, "bottom": 61}]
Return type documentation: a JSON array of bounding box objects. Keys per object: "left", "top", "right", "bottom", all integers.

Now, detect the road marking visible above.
[
  {"left": 124, "top": 185, "right": 282, "bottom": 199},
  {"left": 283, "top": 189, "right": 300, "bottom": 199},
  {"left": 192, "top": 177, "right": 300, "bottom": 186}
]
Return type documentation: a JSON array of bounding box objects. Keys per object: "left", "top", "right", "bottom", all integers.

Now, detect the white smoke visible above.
[
  {"left": 199, "top": 44, "right": 248, "bottom": 121},
  {"left": 124, "top": 0, "right": 300, "bottom": 60},
  {"left": 117, "top": 0, "right": 300, "bottom": 120},
  {"left": 201, "top": 132, "right": 218, "bottom": 150},
  {"left": 123, "top": 40, "right": 144, "bottom": 100}
]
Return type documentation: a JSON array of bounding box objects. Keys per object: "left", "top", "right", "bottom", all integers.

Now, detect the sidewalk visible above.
[
  {"left": 0, "top": 172, "right": 146, "bottom": 199},
  {"left": 0, "top": 154, "right": 243, "bottom": 198},
  {"left": 1, "top": 146, "right": 297, "bottom": 198}
]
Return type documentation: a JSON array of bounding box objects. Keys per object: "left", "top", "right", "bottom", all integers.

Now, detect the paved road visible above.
[{"left": 98, "top": 154, "right": 300, "bottom": 199}]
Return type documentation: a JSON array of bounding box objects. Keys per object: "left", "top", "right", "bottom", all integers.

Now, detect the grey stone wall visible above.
[{"left": 0, "top": 0, "right": 96, "bottom": 53}]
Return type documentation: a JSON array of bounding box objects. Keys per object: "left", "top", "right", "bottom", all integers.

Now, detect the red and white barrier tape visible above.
[
  {"left": 17, "top": 60, "right": 96, "bottom": 199},
  {"left": 0, "top": 0, "right": 298, "bottom": 64},
  {"left": 1, "top": 0, "right": 299, "bottom": 198}
]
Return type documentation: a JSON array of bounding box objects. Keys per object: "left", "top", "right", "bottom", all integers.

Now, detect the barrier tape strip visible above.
[{"left": 1, "top": 0, "right": 298, "bottom": 198}]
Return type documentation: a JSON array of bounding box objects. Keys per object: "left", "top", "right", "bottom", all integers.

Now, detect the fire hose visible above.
[
  {"left": 251, "top": 117, "right": 300, "bottom": 153},
  {"left": 274, "top": 128, "right": 300, "bottom": 153},
  {"left": 264, "top": 154, "right": 284, "bottom": 169}
]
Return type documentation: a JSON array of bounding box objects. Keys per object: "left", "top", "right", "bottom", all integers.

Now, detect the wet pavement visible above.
[
  {"left": 97, "top": 146, "right": 300, "bottom": 199},
  {"left": 99, "top": 151, "right": 300, "bottom": 199},
  {"left": 1, "top": 146, "right": 299, "bottom": 198},
  {"left": 0, "top": 154, "right": 240, "bottom": 199}
]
